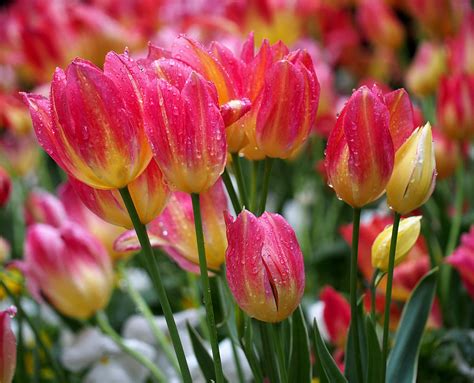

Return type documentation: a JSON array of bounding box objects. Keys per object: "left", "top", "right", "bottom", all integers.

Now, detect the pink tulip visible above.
[
  {"left": 144, "top": 59, "right": 226, "bottom": 193},
  {"left": 0, "top": 306, "right": 16, "bottom": 383},
  {"left": 19, "top": 223, "right": 113, "bottom": 319},
  {"left": 115, "top": 179, "right": 228, "bottom": 272},
  {"left": 0, "top": 167, "right": 11, "bottom": 208},
  {"left": 225, "top": 210, "right": 305, "bottom": 322},
  {"left": 22, "top": 51, "right": 152, "bottom": 189},
  {"left": 25, "top": 190, "right": 67, "bottom": 228}
]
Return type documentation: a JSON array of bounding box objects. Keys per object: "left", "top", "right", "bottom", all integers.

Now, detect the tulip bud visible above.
[
  {"left": 68, "top": 160, "right": 169, "bottom": 229},
  {"left": 446, "top": 225, "right": 474, "bottom": 299},
  {"left": 0, "top": 167, "right": 11, "bottom": 208},
  {"left": 357, "top": 0, "right": 404, "bottom": 49},
  {"left": 320, "top": 286, "right": 350, "bottom": 348},
  {"left": 432, "top": 128, "right": 460, "bottom": 179},
  {"left": 20, "top": 223, "right": 113, "bottom": 319},
  {"left": 144, "top": 65, "right": 227, "bottom": 194},
  {"left": 0, "top": 237, "right": 11, "bottom": 263},
  {"left": 372, "top": 216, "right": 422, "bottom": 271},
  {"left": 224, "top": 210, "right": 305, "bottom": 322},
  {"left": 405, "top": 42, "right": 446, "bottom": 96},
  {"left": 25, "top": 190, "right": 67, "bottom": 227},
  {"left": 115, "top": 179, "right": 228, "bottom": 272},
  {"left": 325, "top": 85, "right": 394, "bottom": 207},
  {"left": 22, "top": 52, "right": 152, "bottom": 189},
  {"left": 256, "top": 50, "right": 320, "bottom": 159},
  {"left": 448, "top": 13, "right": 474, "bottom": 75},
  {"left": 387, "top": 123, "right": 436, "bottom": 214},
  {"left": 0, "top": 306, "right": 16, "bottom": 383},
  {"left": 437, "top": 73, "right": 474, "bottom": 140}
]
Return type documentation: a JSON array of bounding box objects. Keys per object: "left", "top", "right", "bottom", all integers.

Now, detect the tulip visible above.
[
  {"left": 405, "top": 42, "right": 446, "bottom": 97},
  {"left": 386, "top": 123, "right": 436, "bottom": 214},
  {"left": 58, "top": 182, "right": 130, "bottom": 261},
  {"left": 25, "top": 190, "right": 67, "bottom": 227},
  {"left": 255, "top": 49, "right": 320, "bottom": 159},
  {"left": 20, "top": 223, "right": 113, "bottom": 319},
  {"left": 115, "top": 179, "right": 228, "bottom": 272},
  {"left": 320, "top": 286, "right": 350, "bottom": 348},
  {"left": 68, "top": 159, "right": 170, "bottom": 229},
  {"left": 325, "top": 85, "right": 394, "bottom": 207},
  {"left": 0, "top": 131, "right": 39, "bottom": 177},
  {"left": 0, "top": 306, "right": 16, "bottom": 383},
  {"left": 448, "top": 13, "right": 474, "bottom": 75},
  {"left": 437, "top": 73, "right": 474, "bottom": 140},
  {"left": 385, "top": 88, "right": 417, "bottom": 151},
  {"left": 22, "top": 52, "right": 152, "bottom": 189},
  {"left": 446, "top": 225, "right": 474, "bottom": 300},
  {"left": 224, "top": 210, "right": 304, "bottom": 322},
  {"left": 372, "top": 216, "right": 422, "bottom": 271},
  {"left": 432, "top": 128, "right": 460, "bottom": 180},
  {"left": 0, "top": 167, "right": 11, "bottom": 208},
  {"left": 144, "top": 62, "right": 227, "bottom": 193},
  {"left": 0, "top": 237, "right": 10, "bottom": 263},
  {"left": 357, "top": 0, "right": 404, "bottom": 49}
]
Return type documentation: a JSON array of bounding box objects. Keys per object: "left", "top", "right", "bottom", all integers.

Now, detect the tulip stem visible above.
[
  {"left": 231, "top": 153, "right": 250, "bottom": 208},
  {"left": 257, "top": 157, "right": 274, "bottom": 215},
  {"left": 0, "top": 279, "right": 67, "bottom": 383},
  {"left": 349, "top": 207, "right": 363, "bottom": 383},
  {"left": 258, "top": 321, "right": 281, "bottom": 383},
  {"left": 96, "top": 311, "right": 166, "bottom": 383},
  {"left": 370, "top": 268, "right": 380, "bottom": 322},
  {"left": 119, "top": 187, "right": 192, "bottom": 383},
  {"left": 191, "top": 193, "right": 225, "bottom": 383},
  {"left": 222, "top": 167, "right": 243, "bottom": 213},
  {"left": 120, "top": 264, "right": 180, "bottom": 373},
  {"left": 250, "top": 161, "right": 260, "bottom": 211},
  {"left": 381, "top": 211, "right": 401, "bottom": 382}
]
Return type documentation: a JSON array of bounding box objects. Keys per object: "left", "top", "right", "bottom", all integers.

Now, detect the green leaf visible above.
[
  {"left": 186, "top": 322, "right": 228, "bottom": 383},
  {"left": 365, "top": 316, "right": 383, "bottom": 383},
  {"left": 240, "top": 315, "right": 264, "bottom": 382},
  {"left": 344, "top": 301, "right": 367, "bottom": 383},
  {"left": 387, "top": 268, "right": 438, "bottom": 383},
  {"left": 312, "top": 318, "right": 348, "bottom": 383},
  {"left": 288, "top": 307, "right": 311, "bottom": 383}
]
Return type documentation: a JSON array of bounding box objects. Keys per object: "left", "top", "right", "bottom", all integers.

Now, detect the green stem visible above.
[
  {"left": 191, "top": 193, "right": 225, "bottom": 383},
  {"left": 96, "top": 311, "right": 166, "bottom": 383},
  {"left": 445, "top": 160, "right": 464, "bottom": 256},
  {"left": 119, "top": 187, "right": 192, "bottom": 383},
  {"left": 121, "top": 265, "right": 180, "bottom": 373},
  {"left": 257, "top": 158, "right": 274, "bottom": 216},
  {"left": 250, "top": 161, "right": 260, "bottom": 212},
  {"left": 381, "top": 212, "right": 401, "bottom": 382},
  {"left": 222, "top": 168, "right": 242, "bottom": 213},
  {"left": 231, "top": 153, "right": 250, "bottom": 208},
  {"left": 217, "top": 276, "right": 245, "bottom": 383},
  {"left": 258, "top": 321, "right": 281, "bottom": 383},
  {"left": 0, "top": 280, "right": 67, "bottom": 383},
  {"left": 349, "top": 207, "right": 363, "bottom": 383},
  {"left": 271, "top": 323, "right": 287, "bottom": 382},
  {"left": 370, "top": 268, "right": 380, "bottom": 322}
]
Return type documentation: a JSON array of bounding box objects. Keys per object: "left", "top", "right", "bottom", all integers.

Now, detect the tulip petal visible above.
[{"left": 385, "top": 88, "right": 416, "bottom": 151}]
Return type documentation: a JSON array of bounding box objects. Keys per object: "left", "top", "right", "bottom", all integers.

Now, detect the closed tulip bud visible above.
[
  {"left": 325, "top": 85, "right": 394, "bottom": 207},
  {"left": 256, "top": 50, "right": 320, "bottom": 159},
  {"left": 0, "top": 167, "right": 11, "bottom": 208},
  {"left": 115, "top": 179, "right": 228, "bottom": 272},
  {"left": 372, "top": 216, "right": 422, "bottom": 271},
  {"left": 437, "top": 73, "right": 474, "bottom": 140},
  {"left": 68, "top": 160, "right": 169, "bottom": 229},
  {"left": 357, "top": 0, "right": 405, "bottom": 49},
  {"left": 20, "top": 223, "right": 113, "bottom": 319},
  {"left": 405, "top": 42, "right": 446, "bottom": 97},
  {"left": 25, "top": 190, "right": 67, "bottom": 227},
  {"left": 225, "top": 210, "right": 305, "bottom": 323},
  {"left": 387, "top": 123, "right": 436, "bottom": 214},
  {"left": 432, "top": 128, "right": 460, "bottom": 179},
  {"left": 0, "top": 306, "right": 16, "bottom": 383},
  {"left": 144, "top": 64, "right": 226, "bottom": 194},
  {"left": 22, "top": 52, "right": 152, "bottom": 189}
]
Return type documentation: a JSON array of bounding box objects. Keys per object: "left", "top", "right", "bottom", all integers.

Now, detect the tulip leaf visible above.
[
  {"left": 312, "top": 318, "right": 348, "bottom": 383},
  {"left": 344, "top": 300, "right": 368, "bottom": 383},
  {"left": 240, "top": 315, "right": 264, "bottom": 382},
  {"left": 365, "top": 316, "right": 383, "bottom": 383},
  {"left": 288, "top": 306, "right": 312, "bottom": 383},
  {"left": 387, "top": 268, "right": 438, "bottom": 383},
  {"left": 186, "top": 322, "right": 228, "bottom": 383}
]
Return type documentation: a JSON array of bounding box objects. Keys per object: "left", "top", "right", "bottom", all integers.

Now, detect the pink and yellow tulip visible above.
[{"left": 0, "top": 306, "right": 16, "bottom": 383}]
